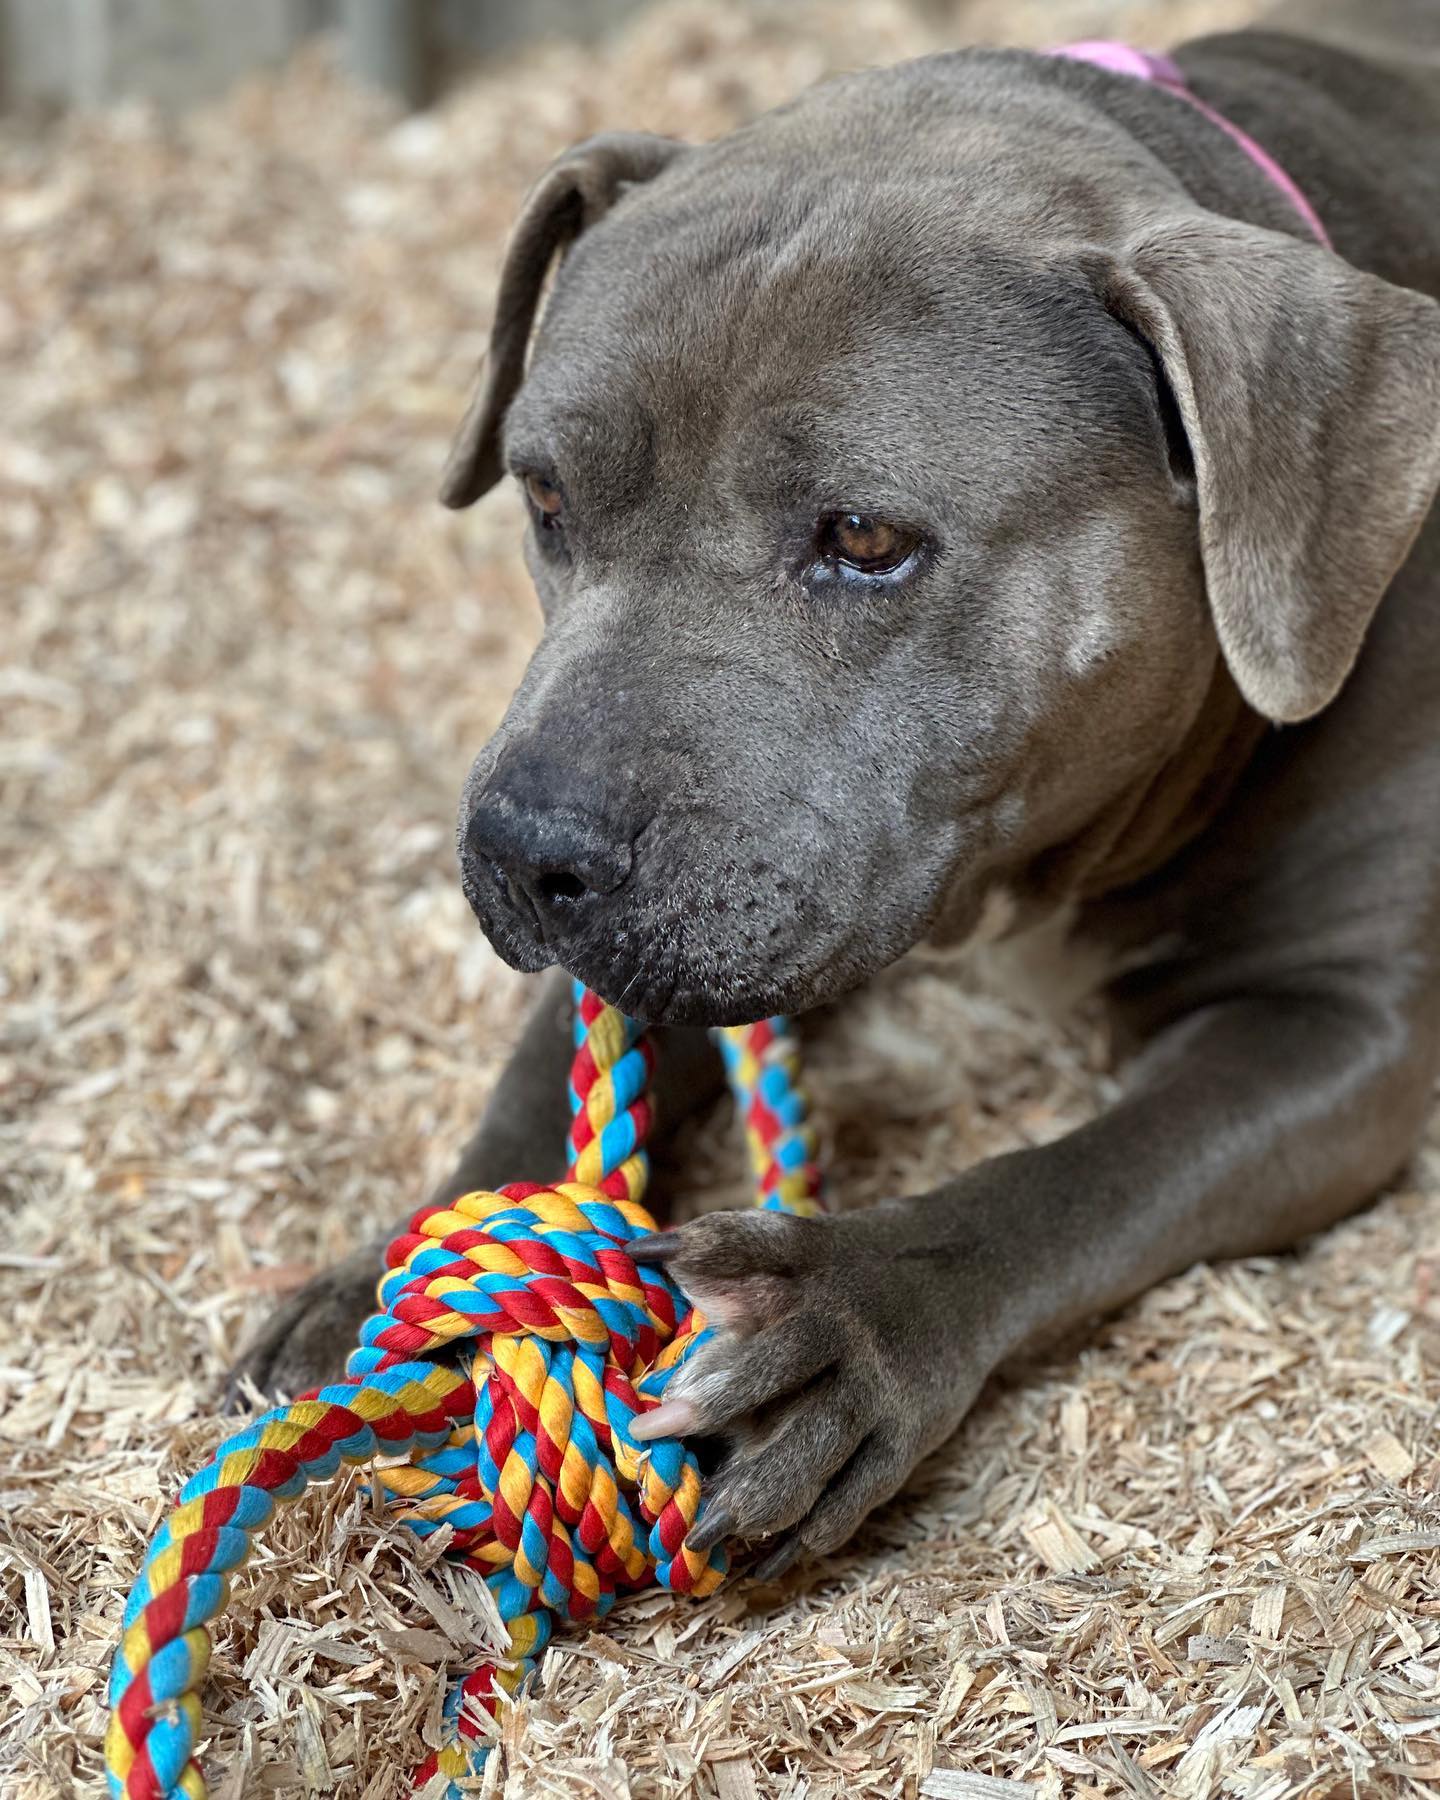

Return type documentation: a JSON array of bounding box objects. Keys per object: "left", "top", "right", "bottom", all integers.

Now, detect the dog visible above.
[{"left": 233, "top": 0, "right": 1440, "bottom": 1578}]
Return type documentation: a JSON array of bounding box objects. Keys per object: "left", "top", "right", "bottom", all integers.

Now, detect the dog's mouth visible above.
[
  {"left": 461, "top": 846, "right": 870, "bottom": 1026},
  {"left": 455, "top": 718, "right": 968, "bottom": 1025},
  {"left": 570, "top": 957, "right": 825, "bottom": 1030},
  {"left": 476, "top": 913, "right": 834, "bottom": 1027}
]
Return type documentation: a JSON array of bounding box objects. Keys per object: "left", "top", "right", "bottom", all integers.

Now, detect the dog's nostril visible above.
[
  {"left": 536, "top": 870, "right": 588, "bottom": 906},
  {"left": 464, "top": 783, "right": 634, "bottom": 919}
]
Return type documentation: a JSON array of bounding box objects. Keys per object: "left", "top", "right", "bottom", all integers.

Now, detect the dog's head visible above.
[{"left": 444, "top": 57, "right": 1440, "bottom": 1025}]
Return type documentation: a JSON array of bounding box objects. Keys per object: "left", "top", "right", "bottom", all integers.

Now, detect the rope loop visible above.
[{"left": 106, "top": 980, "right": 823, "bottom": 1798}]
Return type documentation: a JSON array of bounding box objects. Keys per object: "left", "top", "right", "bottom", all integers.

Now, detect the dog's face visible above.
[{"left": 445, "top": 63, "right": 1440, "bottom": 1025}]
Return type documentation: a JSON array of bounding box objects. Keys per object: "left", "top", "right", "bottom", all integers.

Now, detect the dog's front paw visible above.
[
  {"left": 630, "top": 1206, "right": 981, "bottom": 1574},
  {"left": 224, "top": 1243, "right": 383, "bottom": 1408}
]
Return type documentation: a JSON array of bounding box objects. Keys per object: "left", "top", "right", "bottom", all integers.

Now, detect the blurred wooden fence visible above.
[{"left": 0, "top": 0, "right": 644, "bottom": 110}]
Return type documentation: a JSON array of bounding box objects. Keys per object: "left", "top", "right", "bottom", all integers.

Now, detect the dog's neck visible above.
[
  {"left": 917, "top": 656, "right": 1264, "bottom": 976},
  {"left": 1000, "top": 656, "right": 1265, "bottom": 937},
  {"left": 1075, "top": 657, "right": 1267, "bottom": 899}
]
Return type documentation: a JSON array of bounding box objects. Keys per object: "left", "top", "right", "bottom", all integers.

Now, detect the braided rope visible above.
[
  {"left": 106, "top": 982, "right": 823, "bottom": 1798},
  {"left": 716, "top": 1020, "right": 824, "bottom": 1217}
]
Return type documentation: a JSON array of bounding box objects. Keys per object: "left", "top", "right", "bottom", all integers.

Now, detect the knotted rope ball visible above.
[{"left": 106, "top": 983, "right": 824, "bottom": 1799}]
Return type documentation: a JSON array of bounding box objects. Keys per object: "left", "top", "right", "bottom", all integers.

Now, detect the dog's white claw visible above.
[{"left": 631, "top": 1397, "right": 696, "bottom": 1441}]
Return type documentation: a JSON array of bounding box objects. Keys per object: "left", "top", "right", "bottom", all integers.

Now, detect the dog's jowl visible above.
[{"left": 234, "top": 0, "right": 1440, "bottom": 1572}]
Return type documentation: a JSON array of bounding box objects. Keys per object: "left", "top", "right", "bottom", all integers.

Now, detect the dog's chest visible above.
[{"left": 908, "top": 893, "right": 1122, "bottom": 1023}]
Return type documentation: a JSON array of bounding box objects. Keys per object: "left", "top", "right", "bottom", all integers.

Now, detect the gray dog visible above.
[{"left": 235, "top": 0, "right": 1440, "bottom": 1577}]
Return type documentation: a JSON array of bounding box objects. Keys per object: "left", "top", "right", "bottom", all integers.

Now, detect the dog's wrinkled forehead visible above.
[{"left": 505, "top": 166, "right": 1154, "bottom": 539}]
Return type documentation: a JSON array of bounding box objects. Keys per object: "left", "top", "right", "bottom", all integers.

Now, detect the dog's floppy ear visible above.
[
  {"left": 440, "top": 131, "right": 686, "bottom": 510},
  {"left": 1103, "top": 218, "right": 1440, "bottom": 722}
]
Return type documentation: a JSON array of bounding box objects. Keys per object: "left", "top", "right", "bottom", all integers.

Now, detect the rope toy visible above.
[{"left": 106, "top": 981, "right": 824, "bottom": 1798}]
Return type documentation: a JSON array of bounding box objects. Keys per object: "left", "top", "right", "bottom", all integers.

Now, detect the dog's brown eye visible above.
[
  {"left": 524, "top": 472, "right": 563, "bottom": 527},
  {"left": 819, "top": 512, "right": 919, "bottom": 575}
]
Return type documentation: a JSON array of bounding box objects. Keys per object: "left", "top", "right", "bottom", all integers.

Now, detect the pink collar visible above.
[{"left": 1053, "top": 40, "right": 1332, "bottom": 249}]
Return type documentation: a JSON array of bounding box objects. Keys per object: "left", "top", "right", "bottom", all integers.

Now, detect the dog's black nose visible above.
[{"left": 464, "top": 771, "right": 635, "bottom": 927}]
